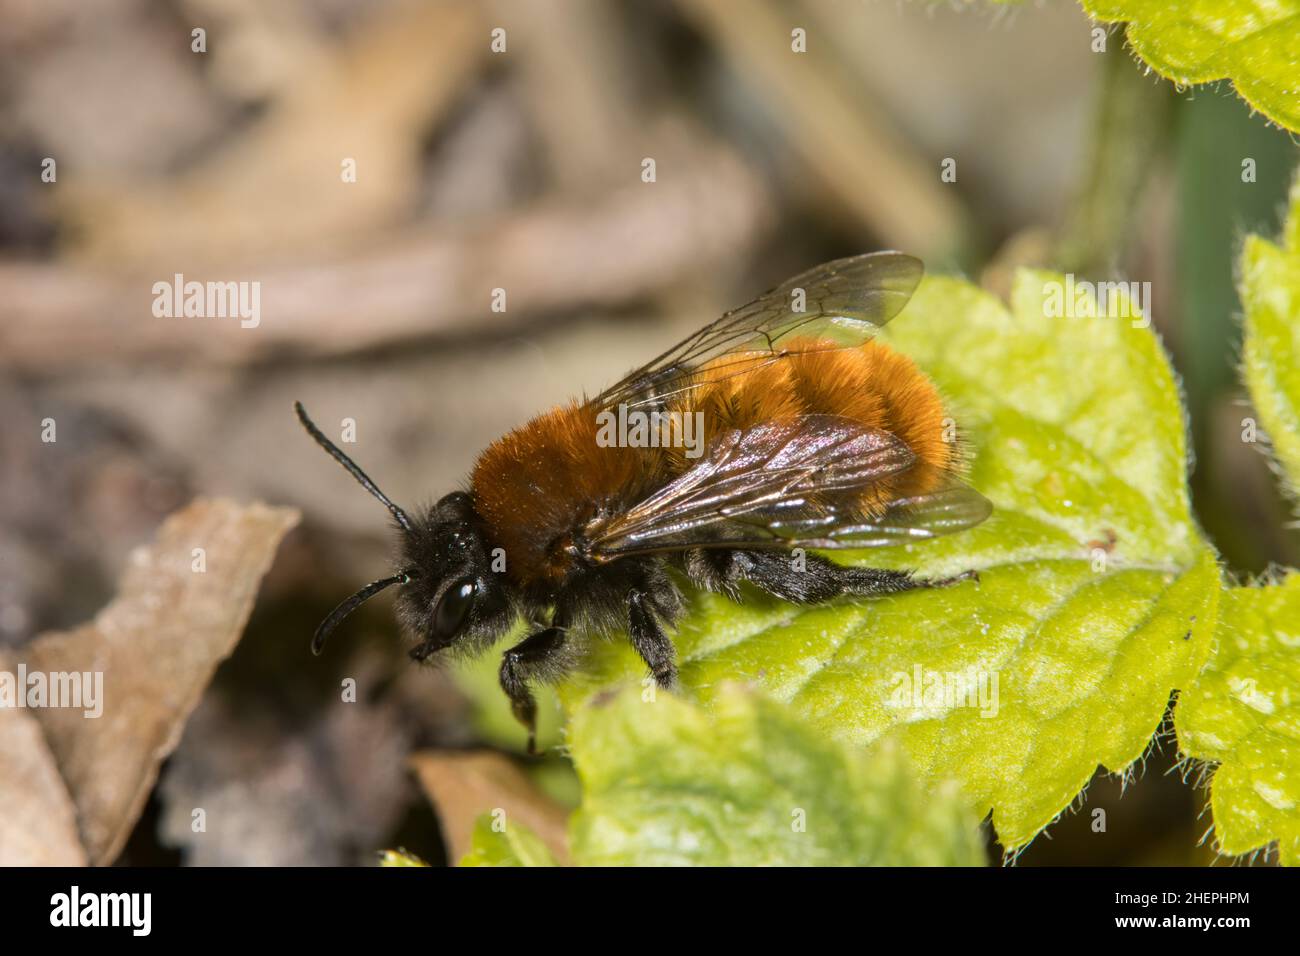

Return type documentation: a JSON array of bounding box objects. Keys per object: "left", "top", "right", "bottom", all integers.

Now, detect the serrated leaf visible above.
[
  {"left": 459, "top": 812, "right": 559, "bottom": 867},
  {"left": 1241, "top": 174, "right": 1300, "bottom": 496},
  {"left": 558, "top": 269, "right": 1219, "bottom": 851},
  {"left": 1186, "top": 170, "right": 1300, "bottom": 866},
  {"left": 1080, "top": 1, "right": 1300, "bottom": 133},
  {"left": 567, "top": 684, "right": 984, "bottom": 866},
  {"left": 1176, "top": 575, "right": 1300, "bottom": 865}
]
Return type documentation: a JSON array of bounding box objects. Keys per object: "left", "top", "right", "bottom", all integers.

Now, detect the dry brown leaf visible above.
[
  {"left": 7, "top": 498, "right": 298, "bottom": 866},
  {"left": 409, "top": 750, "right": 570, "bottom": 865},
  {"left": 0, "top": 683, "right": 87, "bottom": 866}
]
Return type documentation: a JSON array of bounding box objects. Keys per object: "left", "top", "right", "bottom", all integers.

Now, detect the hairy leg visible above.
[
  {"left": 688, "top": 548, "right": 976, "bottom": 605},
  {"left": 628, "top": 589, "right": 679, "bottom": 690},
  {"left": 498, "top": 626, "right": 570, "bottom": 754}
]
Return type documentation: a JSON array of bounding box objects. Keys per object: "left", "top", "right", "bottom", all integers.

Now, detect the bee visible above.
[{"left": 296, "top": 251, "right": 990, "bottom": 752}]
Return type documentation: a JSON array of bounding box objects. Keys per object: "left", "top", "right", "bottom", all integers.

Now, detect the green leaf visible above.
[
  {"left": 1080, "top": 1, "right": 1300, "bottom": 133},
  {"left": 1183, "top": 186, "right": 1300, "bottom": 865},
  {"left": 1241, "top": 174, "right": 1300, "bottom": 496},
  {"left": 558, "top": 269, "right": 1219, "bottom": 852},
  {"left": 1176, "top": 575, "right": 1300, "bottom": 865},
  {"left": 459, "top": 812, "right": 559, "bottom": 867},
  {"left": 567, "top": 684, "right": 984, "bottom": 866}
]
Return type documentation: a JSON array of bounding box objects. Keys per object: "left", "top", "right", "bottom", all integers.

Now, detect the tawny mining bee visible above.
[{"left": 297, "top": 252, "right": 990, "bottom": 751}]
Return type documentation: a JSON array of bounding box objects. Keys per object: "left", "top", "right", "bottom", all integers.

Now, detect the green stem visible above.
[{"left": 1054, "top": 28, "right": 1176, "bottom": 277}]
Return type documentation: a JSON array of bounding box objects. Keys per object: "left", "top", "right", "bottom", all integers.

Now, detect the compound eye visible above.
[{"left": 433, "top": 577, "right": 476, "bottom": 639}]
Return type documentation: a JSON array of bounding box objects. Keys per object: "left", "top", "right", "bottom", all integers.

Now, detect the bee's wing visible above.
[
  {"left": 584, "top": 415, "right": 991, "bottom": 559},
  {"left": 588, "top": 252, "right": 923, "bottom": 413},
  {"left": 757, "top": 472, "right": 993, "bottom": 549}
]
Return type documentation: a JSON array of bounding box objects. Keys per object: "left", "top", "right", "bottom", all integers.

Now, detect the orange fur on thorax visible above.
[{"left": 470, "top": 401, "right": 660, "bottom": 585}]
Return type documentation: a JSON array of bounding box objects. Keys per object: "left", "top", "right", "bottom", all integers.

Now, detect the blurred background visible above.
[{"left": 1, "top": 0, "right": 1296, "bottom": 866}]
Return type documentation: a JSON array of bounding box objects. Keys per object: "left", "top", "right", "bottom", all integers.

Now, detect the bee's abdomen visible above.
[{"left": 672, "top": 340, "right": 956, "bottom": 499}]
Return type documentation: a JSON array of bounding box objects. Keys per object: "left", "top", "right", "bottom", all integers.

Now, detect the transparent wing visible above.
[
  {"left": 588, "top": 252, "right": 924, "bottom": 414},
  {"left": 757, "top": 471, "right": 993, "bottom": 549},
  {"left": 585, "top": 415, "right": 990, "bottom": 559}
]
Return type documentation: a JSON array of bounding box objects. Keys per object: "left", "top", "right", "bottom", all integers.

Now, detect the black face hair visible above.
[{"left": 295, "top": 401, "right": 415, "bottom": 653}]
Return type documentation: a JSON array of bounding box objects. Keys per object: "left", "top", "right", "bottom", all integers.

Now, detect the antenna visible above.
[
  {"left": 311, "top": 572, "right": 409, "bottom": 654},
  {"left": 295, "top": 401, "right": 413, "bottom": 533}
]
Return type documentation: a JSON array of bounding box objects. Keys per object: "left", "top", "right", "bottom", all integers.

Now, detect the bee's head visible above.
[
  {"left": 394, "top": 491, "right": 513, "bottom": 661},
  {"left": 295, "top": 403, "right": 514, "bottom": 661}
]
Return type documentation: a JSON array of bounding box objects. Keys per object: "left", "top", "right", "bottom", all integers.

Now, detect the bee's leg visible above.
[
  {"left": 719, "top": 549, "right": 976, "bottom": 605},
  {"left": 499, "top": 626, "right": 568, "bottom": 755},
  {"left": 685, "top": 549, "right": 744, "bottom": 602},
  {"left": 628, "top": 590, "right": 679, "bottom": 691}
]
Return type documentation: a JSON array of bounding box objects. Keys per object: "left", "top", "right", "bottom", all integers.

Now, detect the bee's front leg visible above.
[{"left": 498, "top": 626, "right": 568, "bottom": 755}]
